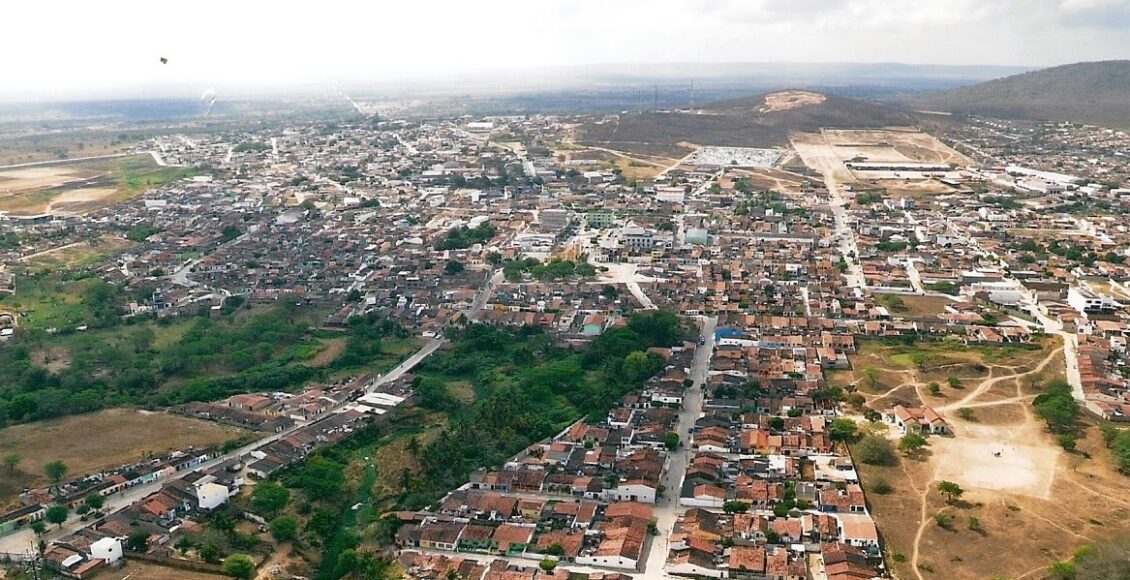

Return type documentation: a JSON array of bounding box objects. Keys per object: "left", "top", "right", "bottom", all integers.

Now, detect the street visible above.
[{"left": 639, "top": 315, "right": 716, "bottom": 579}]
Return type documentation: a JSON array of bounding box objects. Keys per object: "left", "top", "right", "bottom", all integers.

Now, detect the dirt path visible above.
[
  {"left": 938, "top": 347, "right": 1062, "bottom": 412},
  {"left": 901, "top": 343, "right": 1068, "bottom": 576}
]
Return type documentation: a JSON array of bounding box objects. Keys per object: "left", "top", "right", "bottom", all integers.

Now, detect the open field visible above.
[
  {"left": 0, "top": 274, "right": 105, "bottom": 330},
  {"left": 839, "top": 336, "right": 1130, "bottom": 578},
  {"left": 875, "top": 294, "right": 955, "bottom": 319},
  {"left": 0, "top": 154, "right": 192, "bottom": 215},
  {"left": 105, "top": 559, "right": 225, "bottom": 580},
  {"left": 23, "top": 235, "right": 135, "bottom": 270},
  {"left": 823, "top": 129, "right": 970, "bottom": 166},
  {"left": 0, "top": 408, "right": 247, "bottom": 505}
]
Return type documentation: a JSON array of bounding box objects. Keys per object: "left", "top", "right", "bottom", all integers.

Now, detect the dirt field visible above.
[
  {"left": 823, "top": 129, "right": 970, "bottom": 166},
  {"left": 0, "top": 166, "right": 105, "bottom": 196},
  {"left": 103, "top": 560, "right": 223, "bottom": 580},
  {"left": 844, "top": 335, "right": 1130, "bottom": 578},
  {"left": 758, "top": 90, "right": 826, "bottom": 113},
  {"left": 0, "top": 409, "right": 247, "bottom": 499},
  {"left": 875, "top": 294, "right": 956, "bottom": 319},
  {"left": 0, "top": 154, "right": 189, "bottom": 215}
]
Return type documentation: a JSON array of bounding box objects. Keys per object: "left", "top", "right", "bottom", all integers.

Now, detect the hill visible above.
[
  {"left": 578, "top": 90, "right": 913, "bottom": 156},
  {"left": 909, "top": 61, "right": 1130, "bottom": 127}
]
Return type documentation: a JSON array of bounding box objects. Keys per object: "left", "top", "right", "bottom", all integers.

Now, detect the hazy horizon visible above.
[{"left": 6, "top": 0, "right": 1130, "bottom": 103}]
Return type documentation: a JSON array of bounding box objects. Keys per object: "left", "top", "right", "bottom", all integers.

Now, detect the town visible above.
[{"left": 1, "top": 79, "right": 1130, "bottom": 580}]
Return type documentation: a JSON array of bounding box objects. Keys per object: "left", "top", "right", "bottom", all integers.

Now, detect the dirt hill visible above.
[{"left": 579, "top": 90, "right": 914, "bottom": 155}]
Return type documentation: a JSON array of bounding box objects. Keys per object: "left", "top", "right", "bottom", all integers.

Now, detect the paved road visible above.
[{"left": 640, "top": 316, "right": 716, "bottom": 579}]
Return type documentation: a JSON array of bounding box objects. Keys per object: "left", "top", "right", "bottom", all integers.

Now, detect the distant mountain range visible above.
[{"left": 907, "top": 60, "right": 1130, "bottom": 127}]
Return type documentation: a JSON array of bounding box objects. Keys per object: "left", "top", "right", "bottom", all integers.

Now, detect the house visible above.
[
  {"left": 0, "top": 503, "right": 45, "bottom": 536},
  {"left": 886, "top": 405, "right": 949, "bottom": 435}
]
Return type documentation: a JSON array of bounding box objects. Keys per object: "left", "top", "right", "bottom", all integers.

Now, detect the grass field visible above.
[
  {"left": 0, "top": 154, "right": 192, "bottom": 215},
  {"left": 0, "top": 408, "right": 248, "bottom": 507},
  {"left": 0, "top": 274, "right": 104, "bottom": 330},
  {"left": 23, "top": 235, "right": 135, "bottom": 270}
]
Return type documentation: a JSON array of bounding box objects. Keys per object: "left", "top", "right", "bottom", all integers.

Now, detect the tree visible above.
[
  {"left": 722, "top": 500, "right": 750, "bottom": 514},
  {"left": 126, "top": 529, "right": 149, "bottom": 552},
  {"left": 1057, "top": 433, "right": 1077, "bottom": 452},
  {"left": 30, "top": 521, "right": 46, "bottom": 536},
  {"left": 967, "top": 516, "right": 982, "bottom": 532},
  {"left": 829, "top": 418, "right": 858, "bottom": 441},
  {"left": 937, "top": 480, "right": 965, "bottom": 503},
  {"left": 1110, "top": 430, "right": 1130, "bottom": 473},
  {"left": 539, "top": 558, "right": 557, "bottom": 572},
  {"left": 44, "top": 460, "right": 68, "bottom": 483},
  {"left": 664, "top": 432, "right": 680, "bottom": 450},
  {"left": 269, "top": 515, "right": 299, "bottom": 542},
  {"left": 870, "top": 478, "right": 892, "bottom": 495},
  {"left": 928, "top": 382, "right": 942, "bottom": 397},
  {"left": 199, "top": 544, "right": 220, "bottom": 563},
  {"left": 443, "top": 260, "right": 465, "bottom": 275},
  {"left": 854, "top": 435, "right": 897, "bottom": 465},
  {"left": 85, "top": 494, "right": 105, "bottom": 511},
  {"left": 251, "top": 482, "right": 291, "bottom": 516},
  {"left": 860, "top": 367, "right": 881, "bottom": 391},
  {"left": 845, "top": 393, "right": 866, "bottom": 408},
  {"left": 3, "top": 454, "right": 20, "bottom": 473},
  {"left": 543, "top": 543, "right": 565, "bottom": 556},
  {"left": 898, "top": 433, "right": 928, "bottom": 455},
  {"left": 223, "top": 554, "right": 256, "bottom": 579},
  {"left": 947, "top": 376, "right": 962, "bottom": 389},
  {"left": 45, "top": 505, "right": 69, "bottom": 528}
]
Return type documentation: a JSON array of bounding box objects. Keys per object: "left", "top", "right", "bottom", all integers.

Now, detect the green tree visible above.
[
  {"left": 45, "top": 505, "right": 69, "bottom": 528},
  {"left": 898, "top": 433, "right": 928, "bottom": 455},
  {"left": 3, "top": 454, "right": 20, "bottom": 473},
  {"left": 664, "top": 432, "right": 680, "bottom": 450},
  {"left": 126, "top": 529, "right": 149, "bottom": 552},
  {"left": 251, "top": 482, "right": 291, "bottom": 516},
  {"left": 443, "top": 260, "right": 465, "bottom": 275},
  {"left": 85, "top": 494, "right": 105, "bottom": 511},
  {"left": 860, "top": 367, "right": 881, "bottom": 391},
  {"left": 539, "top": 558, "right": 557, "bottom": 572},
  {"left": 269, "top": 515, "right": 299, "bottom": 542},
  {"left": 722, "top": 500, "right": 751, "bottom": 514},
  {"left": 937, "top": 480, "right": 965, "bottom": 503},
  {"left": 829, "top": 418, "right": 858, "bottom": 441},
  {"left": 854, "top": 434, "right": 896, "bottom": 465},
  {"left": 44, "top": 460, "right": 68, "bottom": 483},
  {"left": 1110, "top": 430, "right": 1130, "bottom": 473},
  {"left": 223, "top": 554, "right": 256, "bottom": 579}
]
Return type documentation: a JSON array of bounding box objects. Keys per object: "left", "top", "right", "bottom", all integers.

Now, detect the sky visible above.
[{"left": 4, "top": 0, "right": 1130, "bottom": 101}]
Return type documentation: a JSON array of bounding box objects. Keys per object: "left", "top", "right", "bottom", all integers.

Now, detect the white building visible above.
[
  {"left": 90, "top": 537, "right": 123, "bottom": 564},
  {"left": 1068, "top": 287, "right": 1121, "bottom": 314},
  {"left": 196, "top": 481, "right": 230, "bottom": 510}
]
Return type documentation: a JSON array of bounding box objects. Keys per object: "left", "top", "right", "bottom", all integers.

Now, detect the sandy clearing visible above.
[
  {"left": 758, "top": 90, "right": 826, "bottom": 113},
  {"left": 46, "top": 187, "right": 119, "bottom": 213},
  {"left": 933, "top": 437, "right": 1057, "bottom": 499},
  {"left": 0, "top": 166, "right": 104, "bottom": 196}
]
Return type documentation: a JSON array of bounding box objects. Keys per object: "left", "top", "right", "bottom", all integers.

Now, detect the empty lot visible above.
[{"left": 0, "top": 409, "right": 247, "bottom": 502}]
